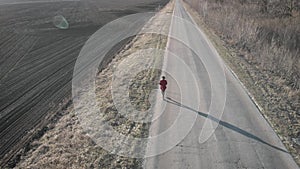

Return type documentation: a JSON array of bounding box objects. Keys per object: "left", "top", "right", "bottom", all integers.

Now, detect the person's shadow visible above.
[{"left": 164, "top": 97, "right": 288, "bottom": 153}]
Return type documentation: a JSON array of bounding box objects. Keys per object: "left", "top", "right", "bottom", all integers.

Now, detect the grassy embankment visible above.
[{"left": 12, "top": 2, "right": 172, "bottom": 168}]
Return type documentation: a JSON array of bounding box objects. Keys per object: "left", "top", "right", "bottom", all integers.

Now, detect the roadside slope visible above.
[
  {"left": 183, "top": 1, "right": 300, "bottom": 166},
  {"left": 0, "top": 0, "right": 169, "bottom": 166},
  {"left": 13, "top": 2, "right": 172, "bottom": 168}
]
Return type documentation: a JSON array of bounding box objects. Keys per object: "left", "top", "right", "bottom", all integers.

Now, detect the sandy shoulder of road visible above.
[
  {"left": 183, "top": 2, "right": 300, "bottom": 166},
  {"left": 13, "top": 1, "right": 173, "bottom": 169}
]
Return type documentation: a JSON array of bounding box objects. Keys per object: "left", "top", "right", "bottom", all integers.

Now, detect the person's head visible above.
[{"left": 162, "top": 76, "right": 165, "bottom": 79}]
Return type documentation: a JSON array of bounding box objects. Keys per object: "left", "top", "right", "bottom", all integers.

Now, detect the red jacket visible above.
[{"left": 159, "top": 79, "right": 167, "bottom": 90}]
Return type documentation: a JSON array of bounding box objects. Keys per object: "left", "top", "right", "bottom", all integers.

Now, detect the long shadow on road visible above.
[{"left": 164, "top": 97, "right": 288, "bottom": 153}]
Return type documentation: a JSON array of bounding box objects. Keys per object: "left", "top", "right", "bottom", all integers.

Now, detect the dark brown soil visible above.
[{"left": 0, "top": 0, "right": 169, "bottom": 167}]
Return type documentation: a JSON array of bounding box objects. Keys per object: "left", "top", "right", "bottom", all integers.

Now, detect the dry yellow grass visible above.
[
  {"left": 183, "top": 1, "right": 300, "bottom": 166},
  {"left": 14, "top": 2, "right": 173, "bottom": 168}
]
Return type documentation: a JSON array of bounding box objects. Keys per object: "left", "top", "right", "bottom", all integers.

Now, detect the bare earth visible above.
[
  {"left": 0, "top": 0, "right": 168, "bottom": 167},
  {"left": 13, "top": 2, "right": 172, "bottom": 168}
]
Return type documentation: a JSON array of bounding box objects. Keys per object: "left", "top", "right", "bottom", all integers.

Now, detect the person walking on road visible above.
[{"left": 159, "top": 76, "right": 167, "bottom": 98}]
